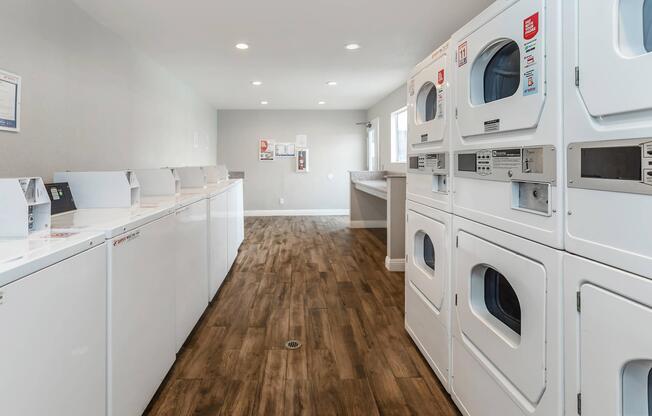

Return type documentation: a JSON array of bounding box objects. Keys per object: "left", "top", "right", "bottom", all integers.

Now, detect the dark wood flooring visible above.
[{"left": 145, "top": 216, "right": 459, "bottom": 416}]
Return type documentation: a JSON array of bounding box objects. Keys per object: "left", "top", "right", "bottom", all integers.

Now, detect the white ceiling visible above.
[{"left": 72, "top": 0, "right": 493, "bottom": 110}]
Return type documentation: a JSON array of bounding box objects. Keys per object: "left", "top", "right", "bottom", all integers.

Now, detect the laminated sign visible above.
[{"left": 522, "top": 12, "right": 540, "bottom": 96}]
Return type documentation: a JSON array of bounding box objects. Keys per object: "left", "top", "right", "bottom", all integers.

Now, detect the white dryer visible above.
[
  {"left": 564, "top": 254, "right": 652, "bottom": 416},
  {"left": 451, "top": 0, "right": 564, "bottom": 249},
  {"left": 563, "top": 0, "right": 652, "bottom": 278},
  {"left": 407, "top": 41, "right": 452, "bottom": 212},
  {"left": 451, "top": 215, "right": 562, "bottom": 416},
  {"left": 405, "top": 200, "right": 452, "bottom": 391}
]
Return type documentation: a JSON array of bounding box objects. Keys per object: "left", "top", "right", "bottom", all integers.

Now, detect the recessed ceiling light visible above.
[
  {"left": 235, "top": 43, "right": 249, "bottom": 50},
  {"left": 251, "top": 81, "right": 262, "bottom": 86},
  {"left": 318, "top": 101, "right": 326, "bottom": 105},
  {"left": 326, "top": 81, "right": 337, "bottom": 86},
  {"left": 260, "top": 100, "right": 269, "bottom": 105},
  {"left": 345, "top": 43, "right": 361, "bottom": 50}
]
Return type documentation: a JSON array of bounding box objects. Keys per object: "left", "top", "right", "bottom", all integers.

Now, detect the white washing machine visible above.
[
  {"left": 407, "top": 41, "right": 453, "bottom": 212},
  {"left": 563, "top": 0, "right": 652, "bottom": 278},
  {"left": 451, "top": 0, "right": 564, "bottom": 249},
  {"left": 564, "top": 253, "right": 652, "bottom": 416},
  {"left": 451, "top": 215, "right": 562, "bottom": 416},
  {"left": 137, "top": 168, "right": 209, "bottom": 352},
  {"left": 0, "top": 178, "right": 107, "bottom": 416},
  {"left": 49, "top": 173, "right": 177, "bottom": 416},
  {"left": 405, "top": 200, "right": 452, "bottom": 391}
]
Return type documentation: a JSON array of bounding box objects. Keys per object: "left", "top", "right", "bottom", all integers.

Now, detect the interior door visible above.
[
  {"left": 367, "top": 118, "right": 380, "bottom": 171},
  {"left": 174, "top": 200, "right": 208, "bottom": 351},
  {"left": 580, "top": 284, "right": 652, "bottom": 416},
  {"left": 455, "top": 230, "right": 547, "bottom": 403},
  {"left": 578, "top": 0, "right": 652, "bottom": 117},
  {"left": 0, "top": 245, "right": 106, "bottom": 416},
  {"left": 209, "top": 192, "right": 228, "bottom": 300},
  {"left": 455, "top": 0, "right": 545, "bottom": 138},
  {"left": 407, "top": 209, "right": 448, "bottom": 311}
]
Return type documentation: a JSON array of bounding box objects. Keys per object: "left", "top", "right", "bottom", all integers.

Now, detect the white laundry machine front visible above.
[
  {"left": 405, "top": 200, "right": 452, "bottom": 391},
  {"left": 563, "top": 0, "right": 652, "bottom": 278},
  {"left": 451, "top": 215, "right": 562, "bottom": 416},
  {"left": 564, "top": 254, "right": 652, "bottom": 416},
  {"left": 451, "top": 0, "right": 564, "bottom": 249},
  {"left": 407, "top": 41, "right": 452, "bottom": 212},
  {"left": 0, "top": 178, "right": 107, "bottom": 416}
]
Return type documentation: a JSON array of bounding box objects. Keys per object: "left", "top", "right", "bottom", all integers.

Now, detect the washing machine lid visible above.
[
  {"left": 455, "top": 0, "right": 545, "bottom": 137},
  {"left": 50, "top": 206, "right": 171, "bottom": 239},
  {"left": 140, "top": 193, "right": 204, "bottom": 210},
  {"left": 0, "top": 230, "right": 105, "bottom": 287},
  {"left": 580, "top": 283, "right": 652, "bottom": 416},
  {"left": 577, "top": 0, "right": 652, "bottom": 117}
]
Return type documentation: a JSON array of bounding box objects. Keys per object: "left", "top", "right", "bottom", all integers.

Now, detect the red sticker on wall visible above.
[
  {"left": 438, "top": 69, "right": 445, "bottom": 85},
  {"left": 523, "top": 12, "right": 539, "bottom": 40}
]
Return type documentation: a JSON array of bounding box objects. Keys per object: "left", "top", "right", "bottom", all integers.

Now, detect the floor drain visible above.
[{"left": 285, "top": 340, "right": 302, "bottom": 350}]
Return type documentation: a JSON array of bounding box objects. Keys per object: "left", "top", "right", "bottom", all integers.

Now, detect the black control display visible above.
[
  {"left": 581, "top": 146, "right": 642, "bottom": 181},
  {"left": 458, "top": 153, "right": 477, "bottom": 172},
  {"left": 45, "top": 182, "right": 77, "bottom": 215}
]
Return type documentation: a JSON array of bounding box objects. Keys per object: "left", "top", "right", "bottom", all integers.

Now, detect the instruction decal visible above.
[
  {"left": 457, "top": 42, "right": 468, "bottom": 67},
  {"left": 522, "top": 12, "right": 540, "bottom": 96},
  {"left": 437, "top": 69, "right": 445, "bottom": 85}
]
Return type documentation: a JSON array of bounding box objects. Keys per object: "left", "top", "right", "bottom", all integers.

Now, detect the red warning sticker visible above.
[
  {"left": 524, "top": 13, "right": 539, "bottom": 40},
  {"left": 438, "top": 69, "right": 445, "bottom": 85}
]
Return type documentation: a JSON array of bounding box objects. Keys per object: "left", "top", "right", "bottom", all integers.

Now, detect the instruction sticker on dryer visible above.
[{"left": 522, "top": 13, "right": 539, "bottom": 96}]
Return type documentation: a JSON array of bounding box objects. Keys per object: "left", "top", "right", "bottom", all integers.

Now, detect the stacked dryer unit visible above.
[
  {"left": 449, "top": 1, "right": 564, "bottom": 415},
  {"left": 404, "top": 41, "right": 454, "bottom": 391},
  {"left": 563, "top": 1, "right": 652, "bottom": 414}
]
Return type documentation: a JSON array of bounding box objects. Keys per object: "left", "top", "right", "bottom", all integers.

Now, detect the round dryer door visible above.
[
  {"left": 577, "top": 0, "right": 652, "bottom": 117},
  {"left": 406, "top": 210, "right": 448, "bottom": 312},
  {"left": 454, "top": 230, "right": 547, "bottom": 404},
  {"left": 455, "top": 1, "right": 545, "bottom": 138}
]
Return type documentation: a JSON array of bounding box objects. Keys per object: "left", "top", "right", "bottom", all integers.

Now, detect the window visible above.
[
  {"left": 416, "top": 83, "right": 438, "bottom": 124},
  {"left": 391, "top": 107, "right": 408, "bottom": 163},
  {"left": 483, "top": 41, "right": 520, "bottom": 103},
  {"left": 645, "top": 0, "right": 652, "bottom": 52},
  {"left": 367, "top": 119, "right": 379, "bottom": 171},
  {"left": 422, "top": 234, "right": 435, "bottom": 271},
  {"left": 484, "top": 268, "right": 521, "bottom": 335}
]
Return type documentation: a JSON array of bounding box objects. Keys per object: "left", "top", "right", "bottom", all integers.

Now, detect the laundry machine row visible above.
[
  {"left": 0, "top": 167, "right": 244, "bottom": 416},
  {"left": 406, "top": 0, "right": 652, "bottom": 415}
]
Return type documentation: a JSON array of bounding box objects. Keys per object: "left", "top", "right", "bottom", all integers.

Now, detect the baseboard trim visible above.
[
  {"left": 245, "top": 209, "right": 350, "bottom": 217},
  {"left": 385, "top": 256, "right": 405, "bottom": 272},
  {"left": 349, "top": 220, "right": 387, "bottom": 229}
]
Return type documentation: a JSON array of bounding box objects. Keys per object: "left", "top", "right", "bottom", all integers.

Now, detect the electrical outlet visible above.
[{"left": 279, "top": 197, "right": 285, "bottom": 205}]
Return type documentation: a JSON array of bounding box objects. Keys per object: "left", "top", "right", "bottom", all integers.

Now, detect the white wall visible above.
[
  {"left": 217, "top": 110, "right": 366, "bottom": 213},
  {"left": 0, "top": 0, "right": 217, "bottom": 181},
  {"left": 366, "top": 84, "right": 407, "bottom": 173}
]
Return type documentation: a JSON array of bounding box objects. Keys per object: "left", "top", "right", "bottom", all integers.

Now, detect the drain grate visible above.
[{"left": 285, "top": 340, "right": 302, "bottom": 350}]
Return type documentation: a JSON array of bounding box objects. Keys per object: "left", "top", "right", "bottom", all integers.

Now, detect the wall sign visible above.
[
  {"left": 0, "top": 69, "right": 21, "bottom": 133},
  {"left": 259, "top": 139, "right": 274, "bottom": 161},
  {"left": 275, "top": 142, "right": 296, "bottom": 157}
]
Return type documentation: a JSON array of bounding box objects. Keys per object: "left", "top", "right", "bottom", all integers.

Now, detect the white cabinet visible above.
[
  {"left": 174, "top": 199, "right": 208, "bottom": 351},
  {"left": 235, "top": 180, "right": 244, "bottom": 247},
  {"left": 227, "top": 185, "right": 239, "bottom": 269},
  {"left": 0, "top": 245, "right": 107, "bottom": 416}
]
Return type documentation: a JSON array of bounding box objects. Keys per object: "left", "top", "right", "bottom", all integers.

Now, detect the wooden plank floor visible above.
[{"left": 145, "top": 216, "right": 460, "bottom": 416}]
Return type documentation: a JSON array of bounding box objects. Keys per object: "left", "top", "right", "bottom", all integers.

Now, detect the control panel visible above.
[
  {"left": 568, "top": 139, "right": 652, "bottom": 195},
  {"left": 0, "top": 178, "right": 51, "bottom": 238},
  {"left": 408, "top": 153, "right": 448, "bottom": 175},
  {"left": 46, "top": 182, "right": 77, "bottom": 215},
  {"left": 455, "top": 146, "right": 555, "bottom": 183}
]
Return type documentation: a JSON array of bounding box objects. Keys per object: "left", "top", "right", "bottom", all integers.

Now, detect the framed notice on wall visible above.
[
  {"left": 296, "top": 149, "right": 309, "bottom": 173},
  {"left": 259, "top": 139, "right": 274, "bottom": 161},
  {"left": 0, "top": 69, "right": 21, "bottom": 133}
]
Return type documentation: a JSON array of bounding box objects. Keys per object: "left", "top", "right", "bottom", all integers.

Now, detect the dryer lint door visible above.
[
  {"left": 455, "top": 0, "right": 545, "bottom": 138},
  {"left": 455, "top": 230, "right": 546, "bottom": 404}
]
